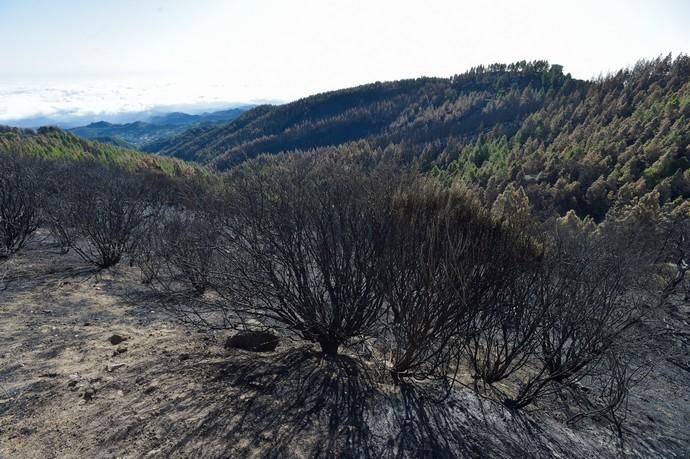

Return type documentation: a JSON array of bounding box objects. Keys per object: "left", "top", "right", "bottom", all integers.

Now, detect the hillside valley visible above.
[{"left": 68, "top": 107, "right": 251, "bottom": 149}]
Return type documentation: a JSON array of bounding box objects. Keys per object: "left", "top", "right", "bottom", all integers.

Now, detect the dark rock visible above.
[
  {"left": 225, "top": 331, "right": 279, "bottom": 352},
  {"left": 112, "top": 346, "right": 127, "bottom": 356},
  {"left": 108, "top": 334, "right": 126, "bottom": 345},
  {"left": 83, "top": 387, "right": 96, "bottom": 401},
  {"left": 178, "top": 353, "right": 191, "bottom": 361},
  {"left": 143, "top": 385, "right": 158, "bottom": 395},
  {"left": 19, "top": 427, "right": 35, "bottom": 436},
  {"left": 39, "top": 372, "right": 60, "bottom": 378}
]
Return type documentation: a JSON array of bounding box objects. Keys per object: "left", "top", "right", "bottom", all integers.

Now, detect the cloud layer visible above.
[{"left": 0, "top": 77, "right": 260, "bottom": 127}]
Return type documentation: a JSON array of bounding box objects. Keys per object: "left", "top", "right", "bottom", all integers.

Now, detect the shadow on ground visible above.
[{"left": 91, "top": 347, "right": 573, "bottom": 459}]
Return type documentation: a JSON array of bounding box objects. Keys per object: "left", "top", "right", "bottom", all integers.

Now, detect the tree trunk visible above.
[{"left": 317, "top": 336, "right": 340, "bottom": 355}]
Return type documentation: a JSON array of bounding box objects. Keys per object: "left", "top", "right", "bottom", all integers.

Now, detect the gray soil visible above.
[{"left": 1, "top": 235, "right": 689, "bottom": 458}]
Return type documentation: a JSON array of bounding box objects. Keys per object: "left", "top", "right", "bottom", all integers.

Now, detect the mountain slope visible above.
[
  {"left": 154, "top": 56, "right": 690, "bottom": 220},
  {"left": 436, "top": 55, "right": 690, "bottom": 219},
  {"left": 0, "top": 126, "right": 207, "bottom": 177},
  {"left": 152, "top": 61, "right": 578, "bottom": 166}
]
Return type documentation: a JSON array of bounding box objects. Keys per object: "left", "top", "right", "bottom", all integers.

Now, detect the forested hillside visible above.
[
  {"left": 154, "top": 55, "right": 689, "bottom": 220},
  {"left": 0, "top": 125, "right": 207, "bottom": 177}
]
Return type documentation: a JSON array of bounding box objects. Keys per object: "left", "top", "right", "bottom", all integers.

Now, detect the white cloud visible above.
[{"left": 0, "top": 76, "right": 263, "bottom": 126}]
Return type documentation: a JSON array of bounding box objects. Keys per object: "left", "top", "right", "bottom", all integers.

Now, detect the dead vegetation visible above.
[{"left": 0, "top": 150, "right": 689, "bottom": 457}]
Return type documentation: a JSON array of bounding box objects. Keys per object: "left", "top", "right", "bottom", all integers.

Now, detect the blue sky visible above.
[{"left": 1, "top": 0, "right": 689, "bottom": 124}]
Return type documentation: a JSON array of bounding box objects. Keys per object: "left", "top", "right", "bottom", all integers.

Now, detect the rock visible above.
[
  {"left": 83, "top": 322, "right": 91, "bottom": 327},
  {"left": 83, "top": 387, "right": 96, "bottom": 401},
  {"left": 143, "top": 385, "right": 158, "bottom": 395},
  {"left": 225, "top": 331, "right": 279, "bottom": 352},
  {"left": 18, "top": 427, "right": 35, "bottom": 437},
  {"left": 178, "top": 353, "right": 190, "bottom": 361},
  {"left": 108, "top": 334, "right": 126, "bottom": 345},
  {"left": 112, "top": 346, "right": 127, "bottom": 356},
  {"left": 245, "top": 319, "right": 265, "bottom": 331},
  {"left": 106, "top": 363, "right": 126, "bottom": 372}
]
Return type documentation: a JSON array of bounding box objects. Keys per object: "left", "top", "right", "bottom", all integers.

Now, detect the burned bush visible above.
[
  {"left": 0, "top": 154, "right": 42, "bottom": 259},
  {"left": 136, "top": 208, "right": 221, "bottom": 295},
  {"left": 381, "top": 180, "right": 539, "bottom": 382},
  {"left": 47, "top": 162, "right": 160, "bottom": 269},
  {"left": 214, "top": 151, "right": 398, "bottom": 354},
  {"left": 124, "top": 146, "right": 663, "bottom": 434}
]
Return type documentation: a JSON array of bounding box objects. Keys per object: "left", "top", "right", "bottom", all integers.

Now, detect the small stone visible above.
[
  {"left": 178, "top": 353, "right": 190, "bottom": 361},
  {"left": 112, "top": 346, "right": 127, "bottom": 356},
  {"left": 106, "top": 363, "right": 126, "bottom": 372},
  {"left": 39, "top": 372, "right": 59, "bottom": 378},
  {"left": 225, "top": 331, "right": 279, "bottom": 352},
  {"left": 83, "top": 387, "right": 96, "bottom": 401},
  {"left": 245, "top": 319, "right": 264, "bottom": 331},
  {"left": 108, "top": 334, "right": 126, "bottom": 345},
  {"left": 143, "top": 385, "right": 158, "bottom": 395}
]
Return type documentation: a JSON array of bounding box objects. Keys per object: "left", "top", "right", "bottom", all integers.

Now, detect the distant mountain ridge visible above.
[
  {"left": 147, "top": 64, "right": 577, "bottom": 166},
  {"left": 69, "top": 107, "right": 251, "bottom": 148},
  {"left": 149, "top": 56, "right": 690, "bottom": 221}
]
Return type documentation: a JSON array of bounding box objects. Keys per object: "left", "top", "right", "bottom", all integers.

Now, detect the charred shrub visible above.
[
  {"left": 185, "top": 149, "right": 397, "bottom": 354},
  {"left": 0, "top": 154, "right": 42, "bottom": 259},
  {"left": 136, "top": 208, "right": 220, "bottom": 295},
  {"left": 47, "top": 162, "right": 161, "bottom": 269},
  {"left": 381, "top": 179, "right": 539, "bottom": 382}
]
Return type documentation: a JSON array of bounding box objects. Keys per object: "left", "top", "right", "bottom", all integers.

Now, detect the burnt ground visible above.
[{"left": 1, "top": 235, "right": 689, "bottom": 458}]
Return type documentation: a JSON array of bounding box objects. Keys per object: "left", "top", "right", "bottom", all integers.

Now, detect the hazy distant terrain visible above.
[{"left": 68, "top": 107, "right": 250, "bottom": 149}]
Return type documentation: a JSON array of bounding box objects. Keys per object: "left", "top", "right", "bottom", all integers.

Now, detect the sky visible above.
[{"left": 1, "top": 0, "right": 689, "bottom": 126}]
